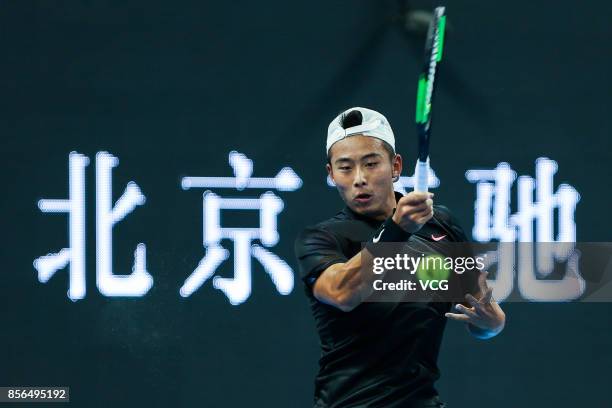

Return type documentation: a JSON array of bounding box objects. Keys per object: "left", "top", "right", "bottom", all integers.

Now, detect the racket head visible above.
[{"left": 415, "top": 6, "right": 446, "bottom": 162}]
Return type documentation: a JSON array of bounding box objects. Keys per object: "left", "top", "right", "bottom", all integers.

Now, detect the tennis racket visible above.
[{"left": 413, "top": 6, "right": 446, "bottom": 193}]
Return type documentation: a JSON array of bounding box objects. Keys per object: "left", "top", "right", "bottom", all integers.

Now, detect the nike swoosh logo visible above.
[
  {"left": 373, "top": 228, "right": 385, "bottom": 243},
  {"left": 431, "top": 234, "right": 446, "bottom": 241}
]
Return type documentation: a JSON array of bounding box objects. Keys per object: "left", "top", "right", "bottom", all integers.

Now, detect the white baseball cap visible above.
[{"left": 326, "top": 107, "right": 395, "bottom": 155}]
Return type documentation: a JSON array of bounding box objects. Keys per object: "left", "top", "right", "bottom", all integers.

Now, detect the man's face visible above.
[{"left": 327, "top": 135, "right": 402, "bottom": 220}]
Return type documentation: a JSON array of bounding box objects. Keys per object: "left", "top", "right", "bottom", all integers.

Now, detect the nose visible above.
[{"left": 353, "top": 167, "right": 367, "bottom": 187}]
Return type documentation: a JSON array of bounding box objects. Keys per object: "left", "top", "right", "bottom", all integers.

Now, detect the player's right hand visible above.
[{"left": 391, "top": 192, "right": 434, "bottom": 233}]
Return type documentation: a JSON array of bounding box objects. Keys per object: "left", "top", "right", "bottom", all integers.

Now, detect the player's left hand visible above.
[{"left": 445, "top": 271, "right": 506, "bottom": 339}]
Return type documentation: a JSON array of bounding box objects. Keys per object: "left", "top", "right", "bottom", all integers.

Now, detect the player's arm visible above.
[
  {"left": 312, "top": 252, "right": 369, "bottom": 312},
  {"left": 431, "top": 206, "right": 506, "bottom": 338},
  {"left": 447, "top": 270, "right": 506, "bottom": 339},
  {"left": 313, "top": 192, "right": 434, "bottom": 312}
]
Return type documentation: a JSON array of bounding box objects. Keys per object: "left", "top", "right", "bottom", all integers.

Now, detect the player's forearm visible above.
[
  {"left": 315, "top": 208, "right": 431, "bottom": 312},
  {"left": 315, "top": 249, "right": 382, "bottom": 312}
]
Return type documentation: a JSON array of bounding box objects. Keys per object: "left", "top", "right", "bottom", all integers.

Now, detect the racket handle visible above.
[{"left": 413, "top": 158, "right": 430, "bottom": 193}]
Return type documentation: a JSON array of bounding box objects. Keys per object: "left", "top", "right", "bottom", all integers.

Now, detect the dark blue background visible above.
[{"left": 1, "top": 1, "right": 611, "bottom": 406}]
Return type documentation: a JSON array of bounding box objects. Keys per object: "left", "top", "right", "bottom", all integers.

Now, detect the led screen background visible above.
[{"left": 1, "top": 1, "right": 611, "bottom": 407}]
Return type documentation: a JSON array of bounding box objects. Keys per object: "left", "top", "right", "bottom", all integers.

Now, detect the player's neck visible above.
[{"left": 374, "top": 190, "right": 397, "bottom": 221}]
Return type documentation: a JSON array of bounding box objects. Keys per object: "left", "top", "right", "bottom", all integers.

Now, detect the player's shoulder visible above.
[
  {"left": 294, "top": 211, "right": 347, "bottom": 248},
  {"left": 433, "top": 204, "right": 455, "bottom": 223},
  {"left": 432, "top": 204, "right": 470, "bottom": 242},
  {"left": 299, "top": 208, "right": 354, "bottom": 234}
]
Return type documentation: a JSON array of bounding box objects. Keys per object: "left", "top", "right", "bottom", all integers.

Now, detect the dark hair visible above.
[
  {"left": 340, "top": 109, "right": 363, "bottom": 129},
  {"left": 327, "top": 110, "right": 395, "bottom": 164}
]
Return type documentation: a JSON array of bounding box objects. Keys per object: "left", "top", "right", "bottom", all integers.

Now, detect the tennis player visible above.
[{"left": 294, "top": 107, "right": 505, "bottom": 408}]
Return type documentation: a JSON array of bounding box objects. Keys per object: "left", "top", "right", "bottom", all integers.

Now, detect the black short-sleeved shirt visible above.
[{"left": 294, "top": 192, "right": 478, "bottom": 408}]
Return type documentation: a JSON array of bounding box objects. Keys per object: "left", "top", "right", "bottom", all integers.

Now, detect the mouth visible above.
[{"left": 354, "top": 193, "right": 373, "bottom": 204}]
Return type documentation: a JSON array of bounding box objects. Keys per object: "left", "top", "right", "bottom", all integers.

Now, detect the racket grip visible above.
[{"left": 413, "top": 158, "right": 430, "bottom": 193}]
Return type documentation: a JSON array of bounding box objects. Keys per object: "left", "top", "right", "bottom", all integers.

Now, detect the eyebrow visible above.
[{"left": 334, "top": 152, "right": 383, "bottom": 165}]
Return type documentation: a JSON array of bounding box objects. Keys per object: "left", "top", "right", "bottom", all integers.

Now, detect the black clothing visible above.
[{"left": 294, "top": 192, "right": 477, "bottom": 408}]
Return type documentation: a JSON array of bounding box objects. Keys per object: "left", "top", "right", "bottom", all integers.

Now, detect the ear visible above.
[
  {"left": 326, "top": 163, "right": 334, "bottom": 182},
  {"left": 392, "top": 153, "right": 403, "bottom": 180}
]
